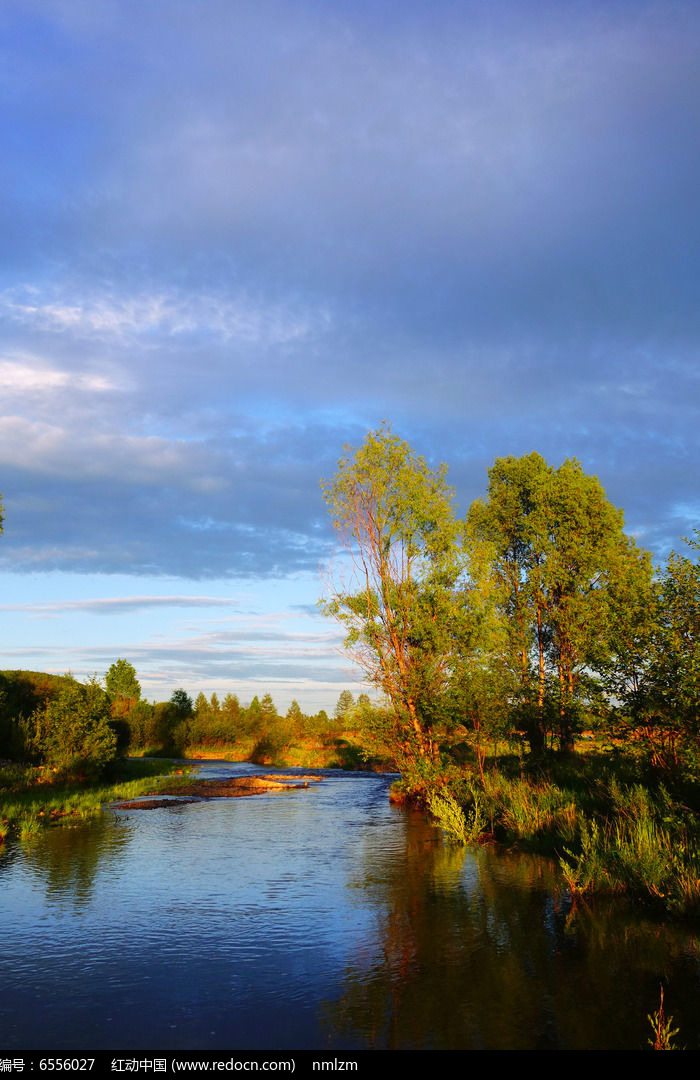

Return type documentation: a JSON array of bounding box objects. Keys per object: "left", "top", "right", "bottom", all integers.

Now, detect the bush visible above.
[
  {"left": 427, "top": 784, "right": 486, "bottom": 844},
  {"left": 30, "top": 677, "right": 117, "bottom": 779}
]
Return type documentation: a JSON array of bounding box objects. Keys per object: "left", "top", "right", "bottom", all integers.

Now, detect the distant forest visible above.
[{"left": 0, "top": 665, "right": 372, "bottom": 774}]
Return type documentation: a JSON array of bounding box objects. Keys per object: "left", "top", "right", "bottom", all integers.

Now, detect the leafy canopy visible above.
[
  {"left": 31, "top": 677, "right": 117, "bottom": 777},
  {"left": 321, "top": 424, "right": 462, "bottom": 762},
  {"left": 105, "top": 658, "right": 141, "bottom": 703}
]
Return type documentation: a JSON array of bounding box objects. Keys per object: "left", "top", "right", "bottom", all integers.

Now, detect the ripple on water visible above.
[{"left": 2, "top": 762, "right": 699, "bottom": 1052}]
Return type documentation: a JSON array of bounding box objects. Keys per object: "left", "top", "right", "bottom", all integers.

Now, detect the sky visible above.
[{"left": 0, "top": 0, "right": 698, "bottom": 711}]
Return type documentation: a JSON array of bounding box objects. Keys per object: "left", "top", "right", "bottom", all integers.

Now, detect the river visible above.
[{"left": 2, "top": 760, "right": 699, "bottom": 1051}]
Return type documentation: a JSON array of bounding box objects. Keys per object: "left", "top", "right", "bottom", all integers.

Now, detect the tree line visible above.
[
  {"left": 321, "top": 424, "right": 699, "bottom": 790},
  {"left": 0, "top": 663, "right": 370, "bottom": 777}
]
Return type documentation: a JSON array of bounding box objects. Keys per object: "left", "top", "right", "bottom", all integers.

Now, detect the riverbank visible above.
[
  {"left": 132, "top": 732, "right": 377, "bottom": 771},
  {"left": 0, "top": 758, "right": 193, "bottom": 842},
  {"left": 418, "top": 751, "right": 700, "bottom": 918}
]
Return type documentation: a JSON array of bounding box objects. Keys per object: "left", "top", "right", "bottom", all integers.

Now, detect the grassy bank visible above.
[
  {"left": 421, "top": 749, "right": 700, "bottom": 917},
  {"left": 0, "top": 758, "right": 193, "bottom": 842},
  {"left": 161, "top": 734, "right": 372, "bottom": 770}
]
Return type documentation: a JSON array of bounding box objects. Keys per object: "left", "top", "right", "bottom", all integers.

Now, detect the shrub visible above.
[
  {"left": 30, "top": 677, "right": 117, "bottom": 779},
  {"left": 427, "top": 783, "right": 486, "bottom": 844}
]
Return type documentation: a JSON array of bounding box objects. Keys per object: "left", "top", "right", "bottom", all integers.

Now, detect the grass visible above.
[
  {"left": 559, "top": 789, "right": 700, "bottom": 915},
  {"left": 424, "top": 742, "right": 700, "bottom": 917},
  {"left": 0, "top": 758, "right": 194, "bottom": 842},
  {"left": 182, "top": 735, "right": 370, "bottom": 770},
  {"left": 648, "top": 986, "right": 682, "bottom": 1050}
]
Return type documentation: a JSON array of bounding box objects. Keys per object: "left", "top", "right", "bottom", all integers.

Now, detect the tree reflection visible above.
[
  {"left": 19, "top": 815, "right": 132, "bottom": 907},
  {"left": 322, "top": 810, "right": 700, "bottom": 1050}
]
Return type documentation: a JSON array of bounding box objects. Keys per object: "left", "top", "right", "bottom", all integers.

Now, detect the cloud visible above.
[
  {"left": 0, "top": 595, "right": 240, "bottom": 615},
  {"left": 0, "top": 0, "right": 696, "bottom": 587},
  {"left": 0, "top": 0, "right": 697, "bottom": 712},
  {"left": 0, "top": 417, "right": 204, "bottom": 484},
  {"left": 0, "top": 285, "right": 330, "bottom": 347},
  {"left": 0, "top": 355, "right": 116, "bottom": 394}
]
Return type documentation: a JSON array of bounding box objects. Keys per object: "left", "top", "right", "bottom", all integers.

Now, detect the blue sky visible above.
[{"left": 0, "top": 0, "right": 698, "bottom": 710}]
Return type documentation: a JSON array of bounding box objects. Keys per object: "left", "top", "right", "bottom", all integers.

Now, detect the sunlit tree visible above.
[{"left": 321, "top": 424, "right": 463, "bottom": 766}]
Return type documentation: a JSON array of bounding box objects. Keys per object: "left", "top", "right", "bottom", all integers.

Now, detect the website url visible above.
[{"left": 172, "top": 1063, "right": 293, "bottom": 1073}]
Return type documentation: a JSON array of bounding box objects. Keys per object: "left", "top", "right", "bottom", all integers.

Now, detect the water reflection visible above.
[
  {"left": 326, "top": 811, "right": 700, "bottom": 1050},
  {"left": 18, "top": 815, "right": 133, "bottom": 906},
  {"left": 1, "top": 763, "right": 698, "bottom": 1052}
]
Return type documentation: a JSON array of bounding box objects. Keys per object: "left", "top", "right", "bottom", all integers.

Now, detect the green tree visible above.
[
  {"left": 468, "top": 453, "right": 651, "bottom": 753},
  {"left": 220, "top": 692, "right": 243, "bottom": 739},
  {"left": 194, "top": 691, "right": 210, "bottom": 719},
  {"left": 105, "top": 659, "right": 141, "bottom": 718},
  {"left": 626, "top": 534, "right": 700, "bottom": 770},
  {"left": 656, "top": 535, "right": 700, "bottom": 756},
  {"left": 465, "top": 452, "right": 550, "bottom": 752},
  {"left": 122, "top": 698, "right": 154, "bottom": 750},
  {"left": 245, "top": 695, "right": 263, "bottom": 735},
  {"left": 311, "top": 708, "right": 329, "bottom": 734},
  {"left": 251, "top": 693, "right": 289, "bottom": 764},
  {"left": 321, "top": 424, "right": 462, "bottom": 767},
  {"left": 286, "top": 699, "right": 305, "bottom": 735},
  {"left": 334, "top": 690, "right": 355, "bottom": 722},
  {"left": 449, "top": 563, "right": 518, "bottom": 778},
  {"left": 170, "top": 688, "right": 193, "bottom": 717},
  {"left": 31, "top": 676, "right": 117, "bottom": 777},
  {"left": 260, "top": 693, "right": 278, "bottom": 726}
]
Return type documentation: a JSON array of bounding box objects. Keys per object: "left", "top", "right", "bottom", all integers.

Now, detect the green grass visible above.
[
  {"left": 559, "top": 785, "right": 700, "bottom": 915},
  {"left": 424, "top": 742, "right": 700, "bottom": 917},
  {"left": 0, "top": 758, "right": 194, "bottom": 842}
]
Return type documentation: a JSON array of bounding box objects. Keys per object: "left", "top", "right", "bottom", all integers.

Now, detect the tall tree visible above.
[
  {"left": 321, "top": 424, "right": 462, "bottom": 766},
  {"left": 221, "top": 692, "right": 242, "bottom": 737},
  {"left": 656, "top": 534, "right": 699, "bottom": 752},
  {"left": 334, "top": 690, "right": 355, "bottom": 722},
  {"left": 105, "top": 659, "right": 141, "bottom": 708},
  {"left": 468, "top": 453, "right": 651, "bottom": 752},
  {"left": 626, "top": 533, "right": 700, "bottom": 770},
  {"left": 466, "top": 453, "right": 554, "bottom": 752},
  {"left": 286, "top": 699, "right": 304, "bottom": 733},
  {"left": 170, "top": 688, "right": 193, "bottom": 717},
  {"left": 194, "top": 691, "right": 210, "bottom": 717}
]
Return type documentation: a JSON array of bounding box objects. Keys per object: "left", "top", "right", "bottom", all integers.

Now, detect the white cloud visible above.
[
  {"left": 0, "top": 355, "right": 116, "bottom": 394},
  {"left": 0, "top": 415, "right": 220, "bottom": 487},
  {"left": 0, "top": 285, "right": 330, "bottom": 347}
]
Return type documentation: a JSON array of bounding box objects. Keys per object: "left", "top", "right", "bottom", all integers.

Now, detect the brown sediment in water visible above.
[{"left": 111, "top": 773, "right": 322, "bottom": 810}]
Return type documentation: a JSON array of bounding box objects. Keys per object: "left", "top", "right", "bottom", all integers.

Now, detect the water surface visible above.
[{"left": 2, "top": 761, "right": 698, "bottom": 1051}]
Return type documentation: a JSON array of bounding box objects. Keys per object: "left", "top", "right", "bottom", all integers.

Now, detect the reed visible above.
[{"left": 648, "top": 986, "right": 682, "bottom": 1050}]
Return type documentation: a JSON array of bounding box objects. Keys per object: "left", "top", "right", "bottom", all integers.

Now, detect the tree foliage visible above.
[
  {"left": 319, "top": 433, "right": 689, "bottom": 782},
  {"left": 333, "top": 690, "right": 355, "bottom": 722},
  {"left": 30, "top": 676, "right": 117, "bottom": 777},
  {"left": 321, "top": 424, "right": 462, "bottom": 763},
  {"left": 170, "top": 688, "right": 193, "bottom": 716},
  {"left": 467, "top": 453, "right": 652, "bottom": 752},
  {"left": 622, "top": 533, "right": 700, "bottom": 770},
  {"left": 105, "top": 659, "right": 141, "bottom": 711}
]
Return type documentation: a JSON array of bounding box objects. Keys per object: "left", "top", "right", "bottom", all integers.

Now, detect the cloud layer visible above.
[{"left": 0, "top": 0, "right": 697, "bottom": 702}]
